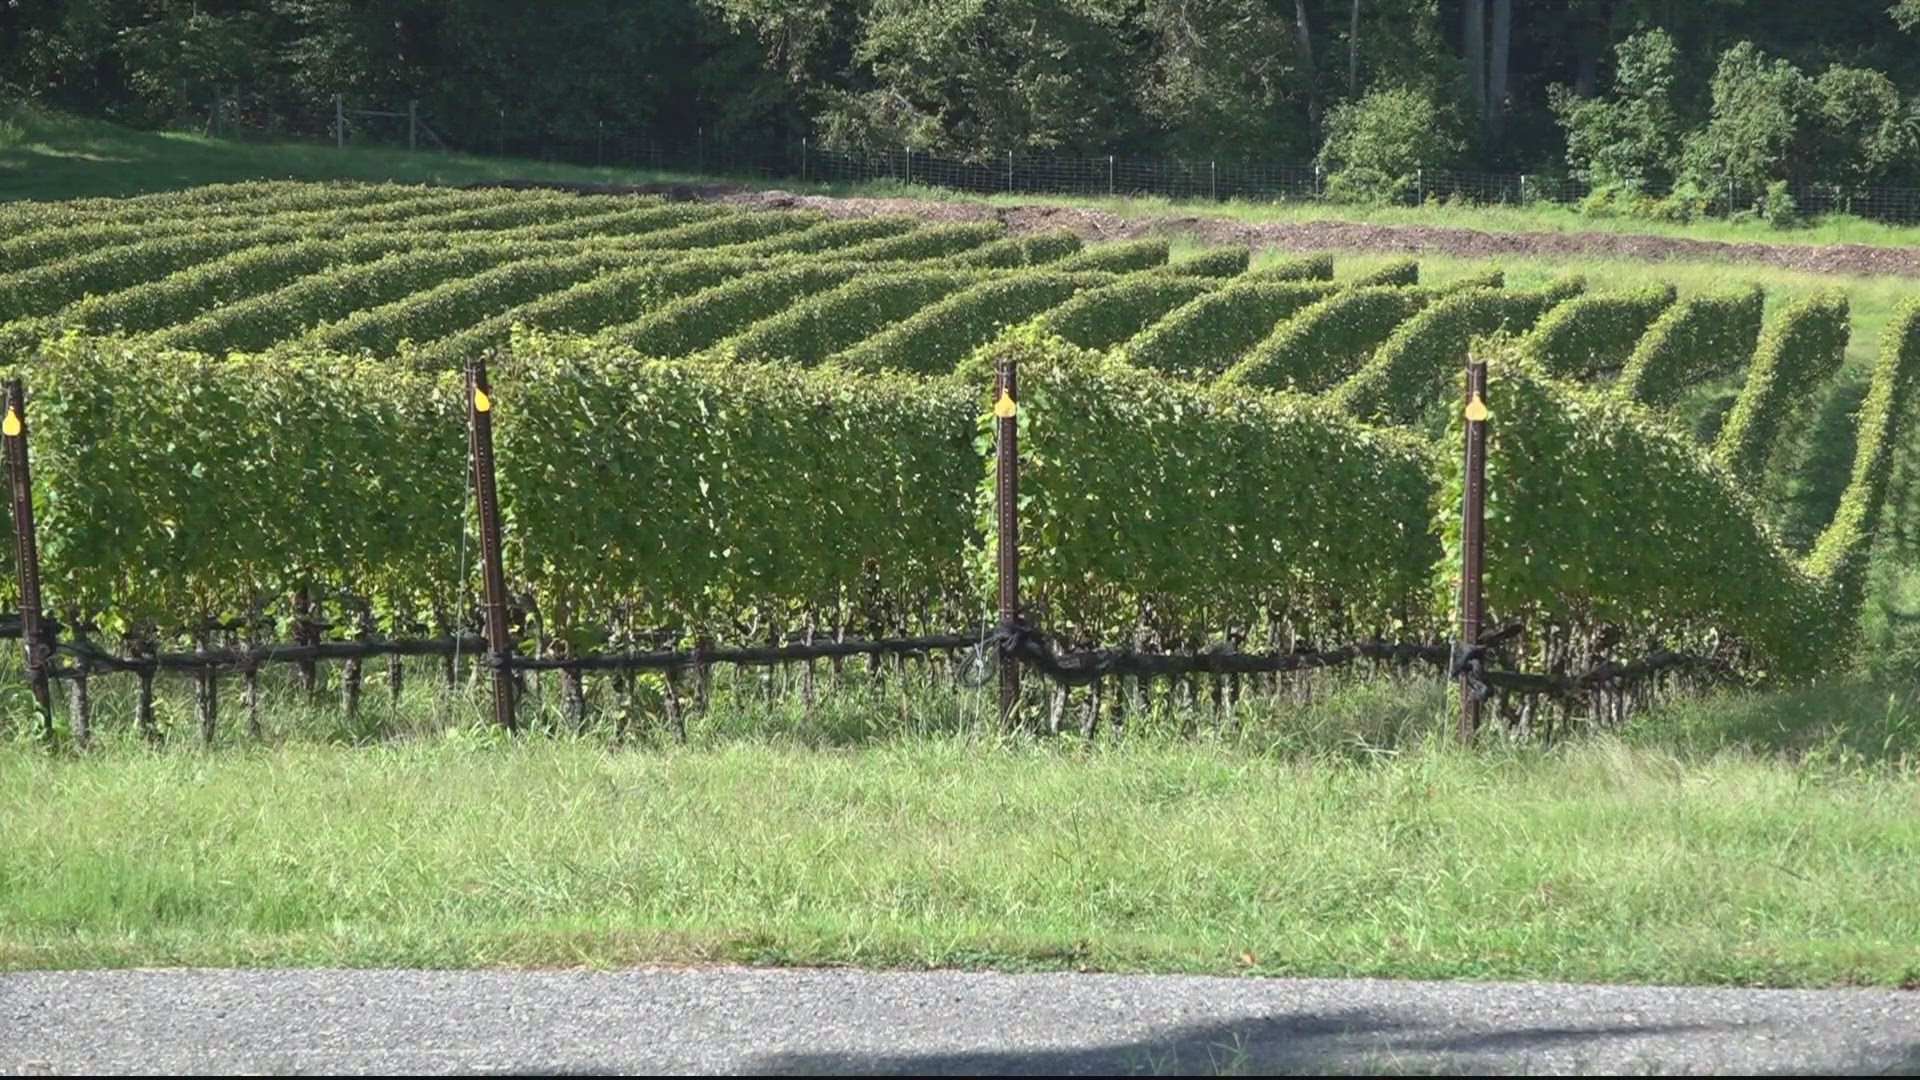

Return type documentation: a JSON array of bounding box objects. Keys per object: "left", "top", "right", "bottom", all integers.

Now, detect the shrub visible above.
[
  {"left": 827, "top": 222, "right": 1005, "bottom": 263},
  {"left": 1712, "top": 291, "right": 1850, "bottom": 484},
  {"left": 1052, "top": 239, "right": 1170, "bottom": 273},
  {"left": 1317, "top": 86, "right": 1465, "bottom": 204},
  {"left": 713, "top": 270, "right": 984, "bottom": 365},
  {"left": 1221, "top": 286, "right": 1436, "bottom": 393},
  {"left": 1156, "top": 246, "right": 1250, "bottom": 279},
  {"left": 1351, "top": 259, "right": 1418, "bottom": 286},
  {"left": 1123, "top": 281, "right": 1341, "bottom": 377},
  {"left": 1243, "top": 253, "right": 1334, "bottom": 282},
  {"left": 953, "top": 230, "right": 1083, "bottom": 268},
  {"left": 833, "top": 272, "right": 1113, "bottom": 374},
  {"left": 1040, "top": 276, "right": 1217, "bottom": 350},
  {"left": 599, "top": 262, "right": 869, "bottom": 357},
  {"left": 1517, "top": 284, "right": 1678, "bottom": 379},
  {"left": 1329, "top": 278, "right": 1585, "bottom": 423},
  {"left": 1440, "top": 268, "right": 1504, "bottom": 292},
  {"left": 734, "top": 216, "right": 919, "bottom": 256},
  {"left": 1615, "top": 286, "right": 1765, "bottom": 407}
]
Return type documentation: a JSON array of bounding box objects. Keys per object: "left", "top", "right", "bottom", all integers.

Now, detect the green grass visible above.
[
  {"left": 11, "top": 106, "right": 1920, "bottom": 251},
  {"left": 1, "top": 665, "right": 1916, "bottom": 987}
]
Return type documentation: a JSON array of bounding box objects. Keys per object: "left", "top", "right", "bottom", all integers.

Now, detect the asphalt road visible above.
[{"left": 2, "top": 968, "right": 1916, "bottom": 1075}]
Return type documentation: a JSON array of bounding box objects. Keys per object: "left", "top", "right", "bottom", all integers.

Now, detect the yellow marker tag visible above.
[
  {"left": 993, "top": 391, "right": 1017, "bottom": 419},
  {"left": 473, "top": 388, "right": 492, "bottom": 414},
  {"left": 1464, "top": 394, "right": 1489, "bottom": 422},
  {"left": 2, "top": 410, "right": 18, "bottom": 437}
]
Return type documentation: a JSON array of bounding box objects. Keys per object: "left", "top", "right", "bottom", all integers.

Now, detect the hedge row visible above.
[
  {"left": 0, "top": 183, "right": 486, "bottom": 267},
  {"left": 1441, "top": 267, "right": 1504, "bottom": 292},
  {"left": 597, "top": 262, "right": 868, "bottom": 357},
  {"left": 1329, "top": 277, "right": 1585, "bottom": 424},
  {"left": 1351, "top": 259, "right": 1419, "bottom": 286},
  {"left": 829, "top": 222, "right": 1006, "bottom": 263},
  {"left": 952, "top": 230, "right": 1084, "bottom": 268},
  {"left": 1123, "top": 280, "right": 1342, "bottom": 377},
  {"left": 984, "top": 325, "right": 1440, "bottom": 639},
  {"left": 498, "top": 335, "right": 979, "bottom": 630},
  {"left": 0, "top": 187, "right": 486, "bottom": 272},
  {"left": 1219, "top": 285, "right": 1435, "bottom": 394},
  {"left": 712, "top": 269, "right": 986, "bottom": 366},
  {"left": 406, "top": 257, "right": 759, "bottom": 370},
  {"left": 1053, "top": 238, "right": 1170, "bottom": 273},
  {"left": 510, "top": 202, "right": 726, "bottom": 241},
  {"left": 301, "top": 251, "right": 648, "bottom": 357},
  {"left": 1155, "top": 246, "right": 1251, "bottom": 279},
  {"left": 1040, "top": 276, "right": 1218, "bottom": 350},
  {"left": 734, "top": 216, "right": 920, "bottom": 256},
  {"left": 611, "top": 209, "right": 825, "bottom": 251},
  {"left": 832, "top": 271, "right": 1115, "bottom": 375},
  {"left": 1517, "top": 284, "right": 1677, "bottom": 379},
  {"left": 0, "top": 180, "right": 462, "bottom": 237},
  {"left": 1615, "top": 286, "right": 1766, "bottom": 408},
  {"left": 1712, "top": 291, "right": 1851, "bottom": 485},
  {"left": 148, "top": 244, "right": 554, "bottom": 354},
  {"left": 1244, "top": 252, "right": 1335, "bottom": 282}
]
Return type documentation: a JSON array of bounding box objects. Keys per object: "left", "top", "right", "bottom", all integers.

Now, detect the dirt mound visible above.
[{"left": 472, "top": 179, "right": 1920, "bottom": 278}]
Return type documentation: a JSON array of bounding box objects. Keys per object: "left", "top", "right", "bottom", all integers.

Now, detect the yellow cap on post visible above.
[
  {"left": 3, "top": 409, "right": 20, "bottom": 437},
  {"left": 993, "top": 391, "right": 1016, "bottom": 419},
  {"left": 1464, "top": 394, "right": 1489, "bottom": 422},
  {"left": 473, "top": 388, "right": 492, "bottom": 414}
]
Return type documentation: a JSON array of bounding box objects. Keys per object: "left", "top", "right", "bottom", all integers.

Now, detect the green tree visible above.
[
  {"left": 1548, "top": 28, "right": 1684, "bottom": 190},
  {"left": 1315, "top": 84, "right": 1464, "bottom": 203}
]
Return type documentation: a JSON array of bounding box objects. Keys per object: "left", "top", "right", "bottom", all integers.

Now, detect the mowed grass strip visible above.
[{"left": 1, "top": 732, "right": 1913, "bottom": 986}]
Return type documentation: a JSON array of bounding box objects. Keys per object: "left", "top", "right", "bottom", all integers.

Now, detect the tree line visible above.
[{"left": 6, "top": 1, "right": 1920, "bottom": 213}]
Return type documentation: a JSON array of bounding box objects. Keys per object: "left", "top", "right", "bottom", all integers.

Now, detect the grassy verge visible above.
[
  {"left": 2, "top": 669, "right": 1915, "bottom": 987},
  {"left": 10, "top": 107, "right": 1920, "bottom": 250}
]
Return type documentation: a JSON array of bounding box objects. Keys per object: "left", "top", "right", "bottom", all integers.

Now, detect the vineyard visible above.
[{"left": 3, "top": 180, "right": 1918, "bottom": 746}]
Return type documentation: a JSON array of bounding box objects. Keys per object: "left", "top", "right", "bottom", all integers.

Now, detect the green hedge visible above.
[
  {"left": 1351, "top": 259, "right": 1419, "bottom": 286},
  {"left": 45, "top": 235, "right": 407, "bottom": 338},
  {"left": 828, "top": 222, "right": 1006, "bottom": 263},
  {"left": 1155, "top": 246, "right": 1250, "bottom": 279},
  {"left": 1712, "top": 291, "right": 1851, "bottom": 484},
  {"left": 610, "top": 210, "right": 825, "bottom": 251},
  {"left": 1615, "top": 286, "right": 1766, "bottom": 407},
  {"left": 1123, "top": 281, "right": 1342, "bottom": 377},
  {"left": 1329, "top": 277, "right": 1585, "bottom": 423},
  {"left": 302, "top": 252, "right": 640, "bottom": 358},
  {"left": 408, "top": 257, "right": 758, "bottom": 370},
  {"left": 735, "top": 216, "right": 920, "bottom": 256},
  {"left": 1440, "top": 267, "right": 1504, "bottom": 292},
  {"left": 832, "top": 271, "right": 1115, "bottom": 374},
  {"left": 1040, "top": 276, "right": 1217, "bottom": 350},
  {"left": 512, "top": 202, "right": 725, "bottom": 241},
  {"left": 498, "top": 335, "right": 978, "bottom": 633},
  {"left": 712, "top": 270, "right": 985, "bottom": 366},
  {"left": 952, "top": 230, "right": 1084, "bottom": 268},
  {"left": 598, "top": 262, "right": 868, "bottom": 357},
  {"left": 0, "top": 230, "right": 310, "bottom": 322},
  {"left": 1052, "top": 238, "right": 1170, "bottom": 273},
  {"left": 1243, "top": 253, "right": 1335, "bottom": 282},
  {"left": 978, "top": 324, "right": 1439, "bottom": 640},
  {"left": 149, "top": 244, "right": 552, "bottom": 354},
  {"left": 1517, "top": 284, "right": 1677, "bottom": 379},
  {"left": 1219, "top": 285, "right": 1436, "bottom": 394}
]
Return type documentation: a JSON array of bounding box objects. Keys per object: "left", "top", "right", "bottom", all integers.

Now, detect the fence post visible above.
[
  {"left": 904, "top": 145, "right": 911, "bottom": 186},
  {"left": 335, "top": 94, "right": 345, "bottom": 150},
  {"left": 1417, "top": 166, "right": 1425, "bottom": 205},
  {"left": 1211, "top": 160, "right": 1218, "bottom": 202},
  {"left": 1519, "top": 174, "right": 1527, "bottom": 205},
  {"left": 801, "top": 136, "right": 808, "bottom": 183},
  {"left": 466, "top": 357, "right": 518, "bottom": 732},
  {"left": 596, "top": 120, "right": 604, "bottom": 169},
  {"left": 1109, "top": 154, "right": 1115, "bottom": 196},
  {"left": 1458, "top": 355, "right": 1489, "bottom": 744},
  {"left": 4, "top": 379, "right": 54, "bottom": 745},
  {"left": 993, "top": 356, "right": 1021, "bottom": 730},
  {"left": 408, "top": 100, "right": 418, "bottom": 151},
  {"left": 1008, "top": 149, "right": 1014, "bottom": 194}
]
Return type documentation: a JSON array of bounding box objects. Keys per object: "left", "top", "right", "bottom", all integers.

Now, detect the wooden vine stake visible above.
[
  {"left": 466, "top": 357, "right": 518, "bottom": 732},
  {"left": 3, "top": 379, "right": 55, "bottom": 746},
  {"left": 993, "top": 354, "right": 1022, "bottom": 730},
  {"left": 1459, "top": 355, "right": 1490, "bottom": 744}
]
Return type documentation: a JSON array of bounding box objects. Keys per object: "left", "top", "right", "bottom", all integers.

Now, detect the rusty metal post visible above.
[
  {"left": 1459, "top": 357, "right": 1490, "bottom": 744},
  {"left": 466, "top": 358, "right": 518, "bottom": 731},
  {"left": 3, "top": 379, "right": 54, "bottom": 744},
  {"left": 994, "top": 356, "right": 1021, "bottom": 729}
]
